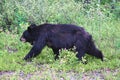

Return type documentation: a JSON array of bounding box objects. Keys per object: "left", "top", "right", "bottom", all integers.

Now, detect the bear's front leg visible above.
[
  {"left": 24, "top": 46, "right": 41, "bottom": 60},
  {"left": 24, "top": 37, "right": 46, "bottom": 60}
]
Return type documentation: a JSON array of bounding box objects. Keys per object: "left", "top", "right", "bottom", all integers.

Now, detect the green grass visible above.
[
  {"left": 0, "top": 19, "right": 120, "bottom": 79},
  {"left": 0, "top": 0, "right": 120, "bottom": 79}
]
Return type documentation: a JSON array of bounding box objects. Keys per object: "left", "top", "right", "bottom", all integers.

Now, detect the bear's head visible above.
[{"left": 20, "top": 24, "right": 37, "bottom": 45}]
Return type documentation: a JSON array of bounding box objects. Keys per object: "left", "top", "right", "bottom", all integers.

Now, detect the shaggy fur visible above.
[{"left": 20, "top": 23, "right": 103, "bottom": 61}]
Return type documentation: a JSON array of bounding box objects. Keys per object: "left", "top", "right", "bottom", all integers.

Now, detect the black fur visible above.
[{"left": 20, "top": 23, "right": 103, "bottom": 61}]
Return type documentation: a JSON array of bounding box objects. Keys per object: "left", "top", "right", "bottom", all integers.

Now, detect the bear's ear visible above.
[{"left": 28, "top": 24, "right": 37, "bottom": 32}]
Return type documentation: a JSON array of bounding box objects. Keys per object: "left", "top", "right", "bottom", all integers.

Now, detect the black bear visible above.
[{"left": 20, "top": 23, "right": 103, "bottom": 62}]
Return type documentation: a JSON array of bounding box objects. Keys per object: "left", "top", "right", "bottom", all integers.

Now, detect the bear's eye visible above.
[
  {"left": 24, "top": 31, "right": 30, "bottom": 36},
  {"left": 24, "top": 31, "right": 34, "bottom": 41}
]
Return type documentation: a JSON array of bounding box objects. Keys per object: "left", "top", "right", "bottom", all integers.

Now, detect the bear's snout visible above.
[{"left": 20, "top": 37, "right": 26, "bottom": 43}]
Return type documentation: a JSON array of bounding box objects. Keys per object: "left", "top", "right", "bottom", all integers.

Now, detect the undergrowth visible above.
[{"left": 0, "top": 20, "right": 120, "bottom": 74}]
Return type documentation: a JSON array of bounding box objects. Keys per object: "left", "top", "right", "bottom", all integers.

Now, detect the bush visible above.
[
  {"left": 0, "top": 0, "right": 118, "bottom": 32},
  {"left": 0, "top": 0, "right": 27, "bottom": 32},
  {"left": 112, "top": 2, "right": 120, "bottom": 20}
]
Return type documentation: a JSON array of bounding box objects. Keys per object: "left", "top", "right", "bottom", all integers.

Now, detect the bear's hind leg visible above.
[
  {"left": 52, "top": 48, "right": 60, "bottom": 60},
  {"left": 75, "top": 41, "right": 86, "bottom": 61}
]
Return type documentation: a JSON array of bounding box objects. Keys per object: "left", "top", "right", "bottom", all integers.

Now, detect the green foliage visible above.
[
  {"left": 0, "top": 20, "right": 120, "bottom": 79},
  {"left": 0, "top": 0, "right": 120, "bottom": 79},
  {"left": 101, "top": 0, "right": 113, "bottom": 4},
  {"left": 112, "top": 2, "right": 120, "bottom": 20},
  {"left": 0, "top": 19, "right": 120, "bottom": 71},
  {"left": 0, "top": 0, "right": 119, "bottom": 32}
]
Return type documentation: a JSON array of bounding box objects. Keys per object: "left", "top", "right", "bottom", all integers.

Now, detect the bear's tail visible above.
[{"left": 87, "top": 36, "right": 104, "bottom": 61}]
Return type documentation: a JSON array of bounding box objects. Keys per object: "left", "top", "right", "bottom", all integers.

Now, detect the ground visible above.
[{"left": 0, "top": 64, "right": 120, "bottom": 80}]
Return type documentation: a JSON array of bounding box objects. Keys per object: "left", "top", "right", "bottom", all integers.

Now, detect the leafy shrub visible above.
[
  {"left": 0, "top": 0, "right": 27, "bottom": 32},
  {"left": 112, "top": 2, "right": 120, "bottom": 20},
  {"left": 0, "top": 0, "right": 119, "bottom": 33}
]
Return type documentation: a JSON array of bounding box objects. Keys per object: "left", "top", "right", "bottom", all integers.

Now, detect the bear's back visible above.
[{"left": 41, "top": 24, "right": 84, "bottom": 34}]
